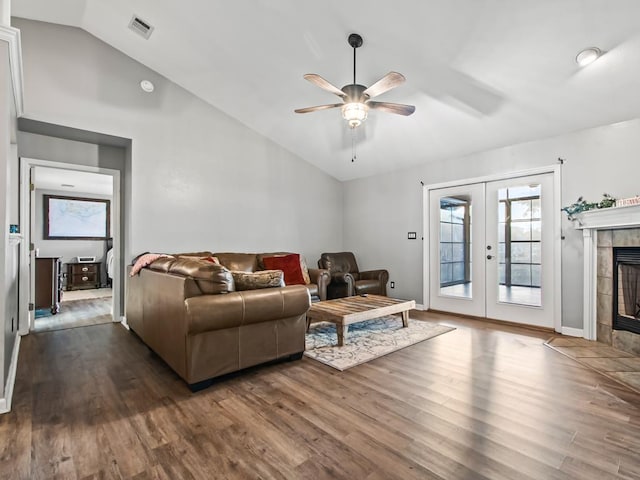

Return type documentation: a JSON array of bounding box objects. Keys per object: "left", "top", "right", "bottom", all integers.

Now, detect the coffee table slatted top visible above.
[{"left": 307, "top": 295, "right": 416, "bottom": 346}]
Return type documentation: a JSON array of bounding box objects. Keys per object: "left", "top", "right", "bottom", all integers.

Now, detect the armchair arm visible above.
[
  {"left": 308, "top": 268, "right": 331, "bottom": 301},
  {"left": 330, "top": 271, "right": 356, "bottom": 297},
  {"left": 359, "top": 269, "right": 389, "bottom": 283},
  {"left": 359, "top": 269, "right": 389, "bottom": 296}
]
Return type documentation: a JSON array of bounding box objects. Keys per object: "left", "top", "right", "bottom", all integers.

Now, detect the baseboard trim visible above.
[
  {"left": 119, "top": 316, "right": 129, "bottom": 330},
  {"left": 561, "top": 326, "right": 584, "bottom": 338},
  {"left": 0, "top": 334, "right": 21, "bottom": 414},
  {"left": 414, "top": 303, "right": 425, "bottom": 311}
]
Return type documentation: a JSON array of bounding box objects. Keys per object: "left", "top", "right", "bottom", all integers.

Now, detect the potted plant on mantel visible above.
[{"left": 561, "top": 193, "right": 616, "bottom": 221}]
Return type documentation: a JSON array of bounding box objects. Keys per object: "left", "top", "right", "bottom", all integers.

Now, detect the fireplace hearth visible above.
[{"left": 613, "top": 247, "right": 640, "bottom": 335}]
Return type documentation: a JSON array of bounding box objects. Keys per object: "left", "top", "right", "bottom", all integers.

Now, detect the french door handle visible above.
[{"left": 487, "top": 255, "right": 493, "bottom": 260}]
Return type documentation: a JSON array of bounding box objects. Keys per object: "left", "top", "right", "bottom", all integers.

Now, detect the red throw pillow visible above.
[{"left": 262, "top": 254, "right": 306, "bottom": 286}]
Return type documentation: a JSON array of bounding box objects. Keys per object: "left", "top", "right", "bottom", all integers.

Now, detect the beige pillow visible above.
[{"left": 231, "top": 270, "right": 284, "bottom": 291}]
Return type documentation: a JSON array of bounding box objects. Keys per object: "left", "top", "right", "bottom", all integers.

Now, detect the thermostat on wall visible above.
[{"left": 77, "top": 256, "right": 96, "bottom": 263}]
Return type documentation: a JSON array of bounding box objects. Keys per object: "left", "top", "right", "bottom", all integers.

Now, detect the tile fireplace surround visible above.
[{"left": 575, "top": 204, "right": 640, "bottom": 355}]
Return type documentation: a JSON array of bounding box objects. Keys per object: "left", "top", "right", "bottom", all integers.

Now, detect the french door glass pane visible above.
[
  {"left": 496, "top": 184, "right": 542, "bottom": 307},
  {"left": 439, "top": 196, "right": 471, "bottom": 298}
]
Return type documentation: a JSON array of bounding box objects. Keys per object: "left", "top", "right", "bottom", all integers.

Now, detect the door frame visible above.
[
  {"left": 18, "top": 157, "right": 122, "bottom": 334},
  {"left": 422, "top": 165, "right": 562, "bottom": 332}
]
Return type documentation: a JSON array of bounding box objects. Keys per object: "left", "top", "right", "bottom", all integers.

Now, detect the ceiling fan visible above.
[{"left": 295, "top": 33, "right": 416, "bottom": 129}]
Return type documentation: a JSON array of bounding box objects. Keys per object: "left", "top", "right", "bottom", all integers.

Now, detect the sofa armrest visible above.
[
  {"left": 359, "top": 269, "right": 389, "bottom": 284},
  {"left": 185, "top": 285, "right": 310, "bottom": 335},
  {"left": 308, "top": 268, "right": 330, "bottom": 301},
  {"left": 329, "top": 272, "right": 356, "bottom": 297}
]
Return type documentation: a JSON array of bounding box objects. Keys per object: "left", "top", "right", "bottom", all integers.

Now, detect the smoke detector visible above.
[{"left": 128, "top": 15, "right": 154, "bottom": 39}]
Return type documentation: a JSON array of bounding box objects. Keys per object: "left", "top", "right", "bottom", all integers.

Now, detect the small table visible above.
[{"left": 306, "top": 295, "right": 417, "bottom": 346}]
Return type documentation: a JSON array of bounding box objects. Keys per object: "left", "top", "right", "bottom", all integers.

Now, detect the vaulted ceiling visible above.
[{"left": 12, "top": 0, "right": 640, "bottom": 181}]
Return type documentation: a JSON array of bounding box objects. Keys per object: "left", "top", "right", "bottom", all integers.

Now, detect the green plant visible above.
[{"left": 561, "top": 193, "right": 616, "bottom": 220}]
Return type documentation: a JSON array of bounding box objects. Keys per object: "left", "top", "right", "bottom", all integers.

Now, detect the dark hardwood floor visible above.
[{"left": 1, "top": 310, "right": 639, "bottom": 479}]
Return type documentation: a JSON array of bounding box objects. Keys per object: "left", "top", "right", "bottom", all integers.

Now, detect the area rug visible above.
[{"left": 304, "top": 316, "right": 455, "bottom": 371}]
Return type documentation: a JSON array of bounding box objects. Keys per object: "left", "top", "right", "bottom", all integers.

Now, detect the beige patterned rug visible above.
[{"left": 304, "top": 316, "right": 455, "bottom": 371}]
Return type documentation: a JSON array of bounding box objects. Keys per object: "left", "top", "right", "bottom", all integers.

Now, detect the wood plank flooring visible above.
[
  {"left": 1, "top": 310, "right": 639, "bottom": 479},
  {"left": 33, "top": 296, "right": 113, "bottom": 333}
]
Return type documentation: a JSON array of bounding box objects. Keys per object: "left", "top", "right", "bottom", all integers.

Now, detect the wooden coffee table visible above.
[{"left": 306, "top": 295, "right": 417, "bottom": 346}]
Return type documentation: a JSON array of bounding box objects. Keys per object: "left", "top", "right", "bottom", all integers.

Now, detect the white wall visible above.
[
  {"left": 0, "top": 36, "right": 18, "bottom": 408},
  {"left": 344, "top": 118, "right": 640, "bottom": 329},
  {"left": 13, "top": 18, "right": 343, "bottom": 268}
]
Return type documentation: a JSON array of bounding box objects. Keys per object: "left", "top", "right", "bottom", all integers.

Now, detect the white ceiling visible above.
[
  {"left": 12, "top": 0, "right": 640, "bottom": 181},
  {"left": 34, "top": 166, "right": 113, "bottom": 196}
]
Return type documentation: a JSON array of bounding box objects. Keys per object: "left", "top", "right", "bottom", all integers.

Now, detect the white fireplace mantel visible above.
[{"left": 574, "top": 204, "right": 640, "bottom": 340}]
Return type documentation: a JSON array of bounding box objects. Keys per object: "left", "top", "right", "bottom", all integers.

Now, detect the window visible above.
[
  {"left": 498, "top": 185, "right": 541, "bottom": 288},
  {"left": 440, "top": 198, "right": 470, "bottom": 287}
]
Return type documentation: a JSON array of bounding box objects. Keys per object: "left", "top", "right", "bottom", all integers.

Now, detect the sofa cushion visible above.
[
  {"left": 148, "top": 256, "right": 179, "bottom": 272},
  {"left": 231, "top": 270, "right": 284, "bottom": 291},
  {"left": 178, "top": 254, "right": 220, "bottom": 265},
  {"left": 174, "top": 251, "right": 214, "bottom": 258},
  {"left": 168, "top": 258, "right": 234, "bottom": 294},
  {"left": 262, "top": 254, "right": 306, "bottom": 286},
  {"left": 215, "top": 253, "right": 259, "bottom": 272}
]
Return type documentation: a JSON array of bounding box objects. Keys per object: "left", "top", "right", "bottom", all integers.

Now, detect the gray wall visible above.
[
  {"left": 14, "top": 18, "right": 343, "bottom": 272},
  {"left": 34, "top": 188, "right": 112, "bottom": 287},
  {"left": 344, "top": 118, "right": 640, "bottom": 330}
]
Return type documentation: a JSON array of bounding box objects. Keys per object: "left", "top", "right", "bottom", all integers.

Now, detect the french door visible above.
[{"left": 428, "top": 173, "right": 556, "bottom": 328}]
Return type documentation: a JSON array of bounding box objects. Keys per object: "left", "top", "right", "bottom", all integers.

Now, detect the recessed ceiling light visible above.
[
  {"left": 576, "top": 47, "right": 602, "bottom": 67},
  {"left": 140, "top": 80, "right": 155, "bottom": 93}
]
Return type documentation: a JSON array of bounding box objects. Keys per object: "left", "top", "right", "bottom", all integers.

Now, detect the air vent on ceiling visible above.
[{"left": 128, "top": 15, "right": 154, "bottom": 39}]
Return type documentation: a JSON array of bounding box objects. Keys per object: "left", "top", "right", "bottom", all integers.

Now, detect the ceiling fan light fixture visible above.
[
  {"left": 342, "top": 102, "right": 368, "bottom": 128},
  {"left": 576, "top": 47, "right": 601, "bottom": 67}
]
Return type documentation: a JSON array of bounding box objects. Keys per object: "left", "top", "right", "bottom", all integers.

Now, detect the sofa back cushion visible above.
[
  {"left": 214, "top": 253, "right": 259, "bottom": 272},
  {"left": 320, "top": 252, "right": 360, "bottom": 276},
  {"left": 150, "top": 257, "right": 234, "bottom": 294}
]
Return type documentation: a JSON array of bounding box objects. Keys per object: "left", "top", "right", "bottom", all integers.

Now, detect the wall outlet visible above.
[
  {"left": 407, "top": 232, "right": 417, "bottom": 239},
  {"left": 390, "top": 281, "right": 395, "bottom": 288}
]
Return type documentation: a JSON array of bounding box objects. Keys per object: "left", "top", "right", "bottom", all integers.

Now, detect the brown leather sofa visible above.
[
  {"left": 126, "top": 252, "right": 314, "bottom": 389},
  {"left": 318, "top": 251, "right": 389, "bottom": 299}
]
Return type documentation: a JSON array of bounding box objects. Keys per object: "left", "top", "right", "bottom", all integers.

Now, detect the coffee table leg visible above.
[
  {"left": 337, "top": 324, "right": 348, "bottom": 346},
  {"left": 401, "top": 310, "right": 409, "bottom": 328}
]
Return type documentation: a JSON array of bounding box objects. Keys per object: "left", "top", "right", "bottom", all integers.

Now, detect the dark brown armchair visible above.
[{"left": 318, "top": 252, "right": 389, "bottom": 299}]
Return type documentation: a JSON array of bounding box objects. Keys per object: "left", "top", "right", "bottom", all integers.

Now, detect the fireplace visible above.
[
  {"left": 575, "top": 205, "right": 640, "bottom": 355},
  {"left": 613, "top": 247, "right": 640, "bottom": 335}
]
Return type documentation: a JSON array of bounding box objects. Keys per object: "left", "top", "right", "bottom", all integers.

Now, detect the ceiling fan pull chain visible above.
[{"left": 351, "top": 128, "right": 356, "bottom": 162}]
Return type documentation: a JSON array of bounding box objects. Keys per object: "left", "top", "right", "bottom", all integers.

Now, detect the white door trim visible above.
[
  {"left": 423, "top": 165, "right": 562, "bottom": 332},
  {"left": 19, "top": 157, "right": 122, "bottom": 334}
]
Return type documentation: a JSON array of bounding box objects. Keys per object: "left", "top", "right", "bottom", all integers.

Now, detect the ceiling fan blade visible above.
[
  {"left": 303, "top": 74, "right": 345, "bottom": 97},
  {"left": 362, "top": 72, "right": 406, "bottom": 98},
  {"left": 367, "top": 101, "right": 415, "bottom": 116},
  {"left": 295, "top": 103, "right": 343, "bottom": 114}
]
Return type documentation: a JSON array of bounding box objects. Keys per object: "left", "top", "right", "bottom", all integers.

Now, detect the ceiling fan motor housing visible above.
[{"left": 341, "top": 84, "right": 368, "bottom": 103}]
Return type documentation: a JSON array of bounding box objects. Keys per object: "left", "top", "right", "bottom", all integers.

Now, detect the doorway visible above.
[
  {"left": 19, "top": 158, "right": 122, "bottom": 335},
  {"left": 425, "top": 169, "right": 561, "bottom": 330}
]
